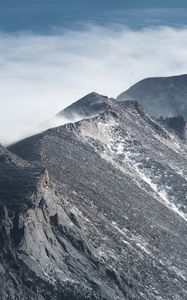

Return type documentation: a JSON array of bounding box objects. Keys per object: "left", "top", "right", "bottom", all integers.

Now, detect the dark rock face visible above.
[
  {"left": 58, "top": 92, "right": 111, "bottom": 120},
  {"left": 117, "top": 74, "right": 187, "bottom": 120},
  {"left": 3, "top": 99, "right": 187, "bottom": 299},
  {"left": 159, "top": 116, "right": 186, "bottom": 139}
]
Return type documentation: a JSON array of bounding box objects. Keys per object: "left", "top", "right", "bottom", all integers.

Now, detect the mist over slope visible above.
[{"left": 1, "top": 97, "right": 186, "bottom": 299}]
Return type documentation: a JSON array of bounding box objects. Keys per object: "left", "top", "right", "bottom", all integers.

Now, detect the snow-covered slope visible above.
[{"left": 79, "top": 101, "right": 187, "bottom": 220}]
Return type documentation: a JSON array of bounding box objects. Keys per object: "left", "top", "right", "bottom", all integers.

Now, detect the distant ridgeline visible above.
[
  {"left": 58, "top": 75, "right": 187, "bottom": 140},
  {"left": 117, "top": 74, "right": 187, "bottom": 121}
]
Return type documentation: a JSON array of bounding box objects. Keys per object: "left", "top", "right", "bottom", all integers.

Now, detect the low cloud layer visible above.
[{"left": 1, "top": 25, "right": 187, "bottom": 144}]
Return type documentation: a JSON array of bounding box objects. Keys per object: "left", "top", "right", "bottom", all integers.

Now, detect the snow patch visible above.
[{"left": 80, "top": 118, "right": 187, "bottom": 221}]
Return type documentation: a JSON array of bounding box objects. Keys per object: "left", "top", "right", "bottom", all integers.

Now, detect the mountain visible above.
[
  {"left": 117, "top": 74, "right": 187, "bottom": 120},
  {"left": 58, "top": 92, "right": 111, "bottom": 120},
  {"left": 2, "top": 99, "right": 186, "bottom": 299},
  {"left": 59, "top": 75, "right": 187, "bottom": 124}
]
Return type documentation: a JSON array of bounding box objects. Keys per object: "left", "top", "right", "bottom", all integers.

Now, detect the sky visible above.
[
  {"left": 1, "top": 1, "right": 187, "bottom": 32},
  {"left": 1, "top": 1, "right": 187, "bottom": 144}
]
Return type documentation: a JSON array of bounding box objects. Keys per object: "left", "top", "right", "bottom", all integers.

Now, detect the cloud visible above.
[{"left": 0, "top": 25, "right": 187, "bottom": 144}]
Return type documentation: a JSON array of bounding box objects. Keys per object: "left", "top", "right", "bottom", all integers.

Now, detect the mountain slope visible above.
[
  {"left": 117, "top": 74, "right": 187, "bottom": 120},
  {"left": 0, "top": 145, "right": 119, "bottom": 299},
  {"left": 7, "top": 100, "right": 187, "bottom": 299}
]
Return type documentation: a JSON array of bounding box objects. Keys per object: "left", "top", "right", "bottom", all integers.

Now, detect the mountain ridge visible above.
[
  {"left": 56, "top": 75, "right": 187, "bottom": 128},
  {"left": 4, "top": 98, "right": 187, "bottom": 299}
]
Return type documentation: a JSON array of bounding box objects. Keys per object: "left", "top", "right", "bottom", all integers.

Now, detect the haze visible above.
[{"left": 1, "top": 25, "right": 187, "bottom": 144}]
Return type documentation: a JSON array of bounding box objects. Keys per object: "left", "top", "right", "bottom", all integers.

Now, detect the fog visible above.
[{"left": 1, "top": 25, "right": 187, "bottom": 144}]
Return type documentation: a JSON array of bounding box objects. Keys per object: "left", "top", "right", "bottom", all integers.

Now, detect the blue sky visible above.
[{"left": 1, "top": 0, "right": 187, "bottom": 32}]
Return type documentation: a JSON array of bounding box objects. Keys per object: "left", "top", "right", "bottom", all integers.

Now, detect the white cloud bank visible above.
[{"left": 0, "top": 25, "right": 187, "bottom": 144}]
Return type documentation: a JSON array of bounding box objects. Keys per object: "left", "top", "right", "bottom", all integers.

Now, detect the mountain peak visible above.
[
  {"left": 58, "top": 92, "right": 110, "bottom": 120},
  {"left": 83, "top": 91, "right": 104, "bottom": 97},
  {"left": 117, "top": 74, "right": 187, "bottom": 120}
]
